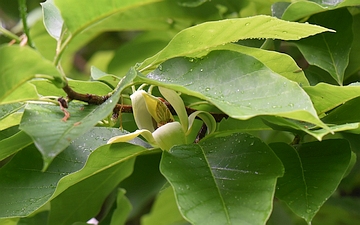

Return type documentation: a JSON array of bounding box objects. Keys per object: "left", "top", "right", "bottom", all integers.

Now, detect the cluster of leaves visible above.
[{"left": 1, "top": 0, "right": 360, "bottom": 224}]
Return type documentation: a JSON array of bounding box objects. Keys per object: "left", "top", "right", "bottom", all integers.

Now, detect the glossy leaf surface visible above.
[
  {"left": 54, "top": 0, "right": 161, "bottom": 33},
  {"left": 0, "top": 45, "right": 65, "bottom": 103},
  {"left": 139, "top": 15, "right": 333, "bottom": 72},
  {"left": 161, "top": 133, "right": 284, "bottom": 225},
  {"left": 208, "top": 44, "right": 310, "bottom": 86},
  {"left": 49, "top": 157, "right": 134, "bottom": 225},
  {"left": 281, "top": 0, "right": 360, "bottom": 21},
  {"left": 304, "top": 82, "right": 360, "bottom": 115},
  {"left": 140, "top": 50, "right": 326, "bottom": 128},
  {"left": 0, "top": 131, "right": 33, "bottom": 161},
  {"left": 294, "top": 8, "right": 352, "bottom": 84},
  {"left": 270, "top": 140, "right": 351, "bottom": 223},
  {"left": 0, "top": 127, "right": 147, "bottom": 218},
  {"left": 19, "top": 69, "right": 135, "bottom": 170},
  {"left": 41, "top": 0, "right": 63, "bottom": 40}
]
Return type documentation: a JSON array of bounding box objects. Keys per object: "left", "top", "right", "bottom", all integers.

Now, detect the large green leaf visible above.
[
  {"left": 345, "top": 13, "right": 360, "bottom": 79},
  {"left": 0, "top": 127, "right": 147, "bottom": 218},
  {"left": 109, "top": 189, "right": 132, "bottom": 225},
  {"left": 0, "top": 83, "right": 39, "bottom": 106},
  {"left": 19, "top": 68, "right": 135, "bottom": 170},
  {"left": 270, "top": 140, "right": 351, "bottom": 223},
  {"left": 263, "top": 116, "right": 359, "bottom": 141},
  {"left": 303, "top": 82, "right": 360, "bottom": 115},
  {"left": 138, "top": 50, "right": 327, "bottom": 129},
  {"left": 0, "top": 103, "right": 23, "bottom": 120},
  {"left": 54, "top": 0, "right": 162, "bottom": 34},
  {"left": 141, "top": 186, "right": 189, "bottom": 225},
  {"left": 281, "top": 0, "right": 360, "bottom": 21},
  {"left": 138, "top": 15, "right": 333, "bottom": 72},
  {"left": 48, "top": 157, "right": 134, "bottom": 225},
  {"left": 322, "top": 96, "right": 360, "bottom": 125},
  {"left": 294, "top": 8, "right": 353, "bottom": 85},
  {"left": 208, "top": 44, "right": 310, "bottom": 86},
  {"left": 0, "top": 45, "right": 65, "bottom": 103},
  {"left": 0, "top": 131, "right": 33, "bottom": 161},
  {"left": 41, "top": 0, "right": 63, "bottom": 40},
  {"left": 160, "top": 133, "right": 284, "bottom": 225}
]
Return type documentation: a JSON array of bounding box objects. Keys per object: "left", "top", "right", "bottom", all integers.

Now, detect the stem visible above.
[
  {"left": 63, "top": 84, "right": 110, "bottom": 105},
  {"left": 260, "top": 39, "right": 273, "bottom": 50},
  {"left": 0, "top": 27, "right": 21, "bottom": 42},
  {"left": 18, "top": 0, "right": 34, "bottom": 48},
  {"left": 54, "top": 35, "right": 72, "bottom": 66}
]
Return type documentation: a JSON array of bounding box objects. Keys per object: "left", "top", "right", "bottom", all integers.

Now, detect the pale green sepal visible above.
[
  {"left": 159, "top": 86, "right": 188, "bottom": 133},
  {"left": 107, "top": 129, "right": 158, "bottom": 148},
  {"left": 141, "top": 91, "right": 174, "bottom": 126},
  {"left": 187, "top": 111, "right": 217, "bottom": 136},
  {"left": 153, "top": 122, "right": 186, "bottom": 151},
  {"left": 131, "top": 90, "right": 155, "bottom": 132}
]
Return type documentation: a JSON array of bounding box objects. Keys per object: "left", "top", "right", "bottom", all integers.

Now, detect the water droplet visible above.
[
  {"left": 158, "top": 65, "right": 163, "bottom": 71},
  {"left": 189, "top": 68, "right": 193, "bottom": 72},
  {"left": 254, "top": 171, "right": 259, "bottom": 175},
  {"left": 205, "top": 87, "right": 210, "bottom": 91},
  {"left": 245, "top": 22, "right": 250, "bottom": 26},
  {"left": 189, "top": 58, "right": 194, "bottom": 62},
  {"left": 282, "top": 31, "right": 288, "bottom": 34},
  {"left": 288, "top": 103, "right": 294, "bottom": 107},
  {"left": 200, "top": 68, "right": 203, "bottom": 72}
]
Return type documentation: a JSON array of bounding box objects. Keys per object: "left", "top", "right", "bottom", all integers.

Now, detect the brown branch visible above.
[
  {"left": 62, "top": 84, "right": 228, "bottom": 122},
  {"left": 63, "top": 84, "right": 110, "bottom": 105}
]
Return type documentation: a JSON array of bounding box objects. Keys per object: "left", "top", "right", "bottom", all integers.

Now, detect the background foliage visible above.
[{"left": 1, "top": 0, "right": 360, "bottom": 224}]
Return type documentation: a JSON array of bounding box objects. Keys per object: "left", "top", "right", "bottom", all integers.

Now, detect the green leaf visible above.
[
  {"left": 0, "top": 45, "right": 65, "bottom": 103},
  {"left": 322, "top": 96, "right": 360, "bottom": 124},
  {"left": 19, "top": 68, "right": 136, "bottom": 170},
  {"left": 141, "top": 186, "right": 189, "bottom": 225},
  {"left": 48, "top": 157, "right": 134, "bottom": 225},
  {"left": 177, "top": 0, "right": 208, "bottom": 7},
  {"left": 294, "top": 8, "right": 353, "bottom": 85},
  {"left": 54, "top": 0, "right": 161, "bottom": 34},
  {"left": 0, "top": 82, "right": 39, "bottom": 105},
  {"left": 303, "top": 82, "right": 360, "bottom": 115},
  {"left": 0, "top": 103, "right": 23, "bottom": 119},
  {"left": 0, "top": 131, "right": 33, "bottom": 161},
  {"left": 217, "top": 117, "right": 270, "bottom": 133},
  {"left": 31, "top": 79, "right": 112, "bottom": 98},
  {"left": 345, "top": 13, "right": 360, "bottom": 78},
  {"left": 0, "top": 112, "right": 22, "bottom": 131},
  {"left": 208, "top": 44, "right": 310, "bottom": 86},
  {"left": 263, "top": 116, "right": 359, "bottom": 140},
  {"left": 160, "top": 133, "right": 284, "bottom": 225},
  {"left": 138, "top": 15, "right": 333, "bottom": 72},
  {"left": 0, "top": 127, "right": 147, "bottom": 218},
  {"left": 41, "top": 0, "right": 63, "bottom": 40},
  {"left": 282, "top": 0, "right": 360, "bottom": 21},
  {"left": 270, "top": 140, "right": 352, "bottom": 223},
  {"left": 107, "top": 31, "right": 175, "bottom": 77},
  {"left": 139, "top": 50, "right": 328, "bottom": 129},
  {"left": 110, "top": 189, "right": 132, "bottom": 225}
]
